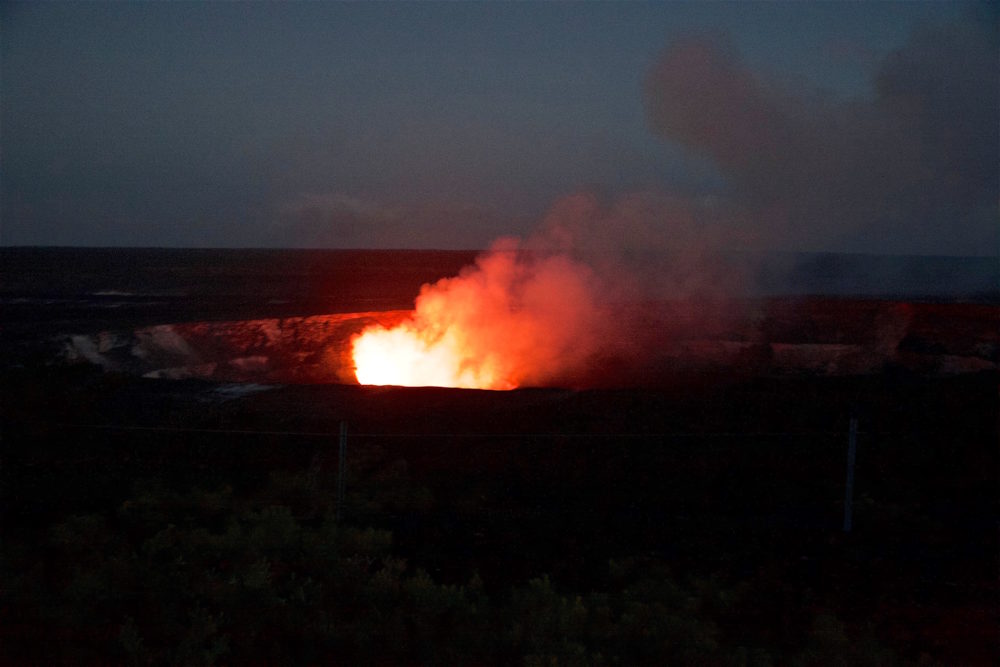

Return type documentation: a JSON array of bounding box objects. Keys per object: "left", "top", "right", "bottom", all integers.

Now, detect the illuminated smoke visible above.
[
  {"left": 350, "top": 13, "right": 1000, "bottom": 388},
  {"left": 352, "top": 192, "right": 738, "bottom": 389},
  {"left": 352, "top": 238, "right": 610, "bottom": 389}
]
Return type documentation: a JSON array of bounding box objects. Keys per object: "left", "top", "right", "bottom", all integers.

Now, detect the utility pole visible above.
[
  {"left": 337, "top": 421, "right": 347, "bottom": 521},
  {"left": 843, "top": 411, "right": 858, "bottom": 532}
]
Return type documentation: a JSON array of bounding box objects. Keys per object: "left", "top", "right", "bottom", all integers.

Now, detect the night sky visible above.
[{"left": 2, "top": 1, "right": 996, "bottom": 254}]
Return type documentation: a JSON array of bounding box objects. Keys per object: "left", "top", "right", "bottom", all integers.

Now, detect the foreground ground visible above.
[
  {"left": 2, "top": 365, "right": 996, "bottom": 665},
  {"left": 2, "top": 248, "right": 997, "bottom": 664}
]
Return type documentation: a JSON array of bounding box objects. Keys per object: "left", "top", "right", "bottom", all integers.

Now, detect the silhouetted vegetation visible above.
[
  {"left": 3, "top": 467, "right": 914, "bottom": 666},
  {"left": 3, "top": 366, "right": 996, "bottom": 664}
]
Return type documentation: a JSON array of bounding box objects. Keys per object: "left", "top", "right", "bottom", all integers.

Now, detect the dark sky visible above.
[{"left": 2, "top": 1, "right": 996, "bottom": 254}]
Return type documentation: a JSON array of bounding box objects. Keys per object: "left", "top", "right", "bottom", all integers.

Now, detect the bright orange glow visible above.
[
  {"left": 352, "top": 321, "right": 515, "bottom": 389},
  {"left": 350, "top": 240, "right": 607, "bottom": 390}
]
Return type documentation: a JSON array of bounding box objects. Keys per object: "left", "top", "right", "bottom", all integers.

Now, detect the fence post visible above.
[
  {"left": 843, "top": 412, "right": 858, "bottom": 532},
  {"left": 337, "top": 421, "right": 348, "bottom": 521}
]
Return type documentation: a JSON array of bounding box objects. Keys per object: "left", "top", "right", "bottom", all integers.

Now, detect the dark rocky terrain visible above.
[
  {"left": 1, "top": 248, "right": 997, "bottom": 665},
  {"left": 4, "top": 248, "right": 997, "bottom": 386}
]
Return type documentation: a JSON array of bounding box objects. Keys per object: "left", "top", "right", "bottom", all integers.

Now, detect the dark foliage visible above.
[{"left": 2, "top": 368, "right": 997, "bottom": 665}]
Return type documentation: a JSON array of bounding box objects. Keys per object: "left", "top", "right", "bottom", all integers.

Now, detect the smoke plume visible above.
[
  {"left": 354, "top": 13, "right": 997, "bottom": 389},
  {"left": 352, "top": 191, "right": 740, "bottom": 388},
  {"left": 643, "top": 16, "right": 998, "bottom": 254}
]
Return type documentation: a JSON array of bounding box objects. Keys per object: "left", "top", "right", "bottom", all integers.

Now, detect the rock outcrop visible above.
[
  {"left": 62, "top": 311, "right": 411, "bottom": 383},
  {"left": 55, "top": 299, "right": 998, "bottom": 385}
]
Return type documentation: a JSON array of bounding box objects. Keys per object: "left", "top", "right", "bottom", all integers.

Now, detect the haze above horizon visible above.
[{"left": 2, "top": 2, "right": 997, "bottom": 256}]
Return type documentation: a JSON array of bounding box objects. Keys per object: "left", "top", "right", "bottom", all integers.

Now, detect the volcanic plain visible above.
[{"left": 2, "top": 248, "right": 997, "bottom": 665}]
